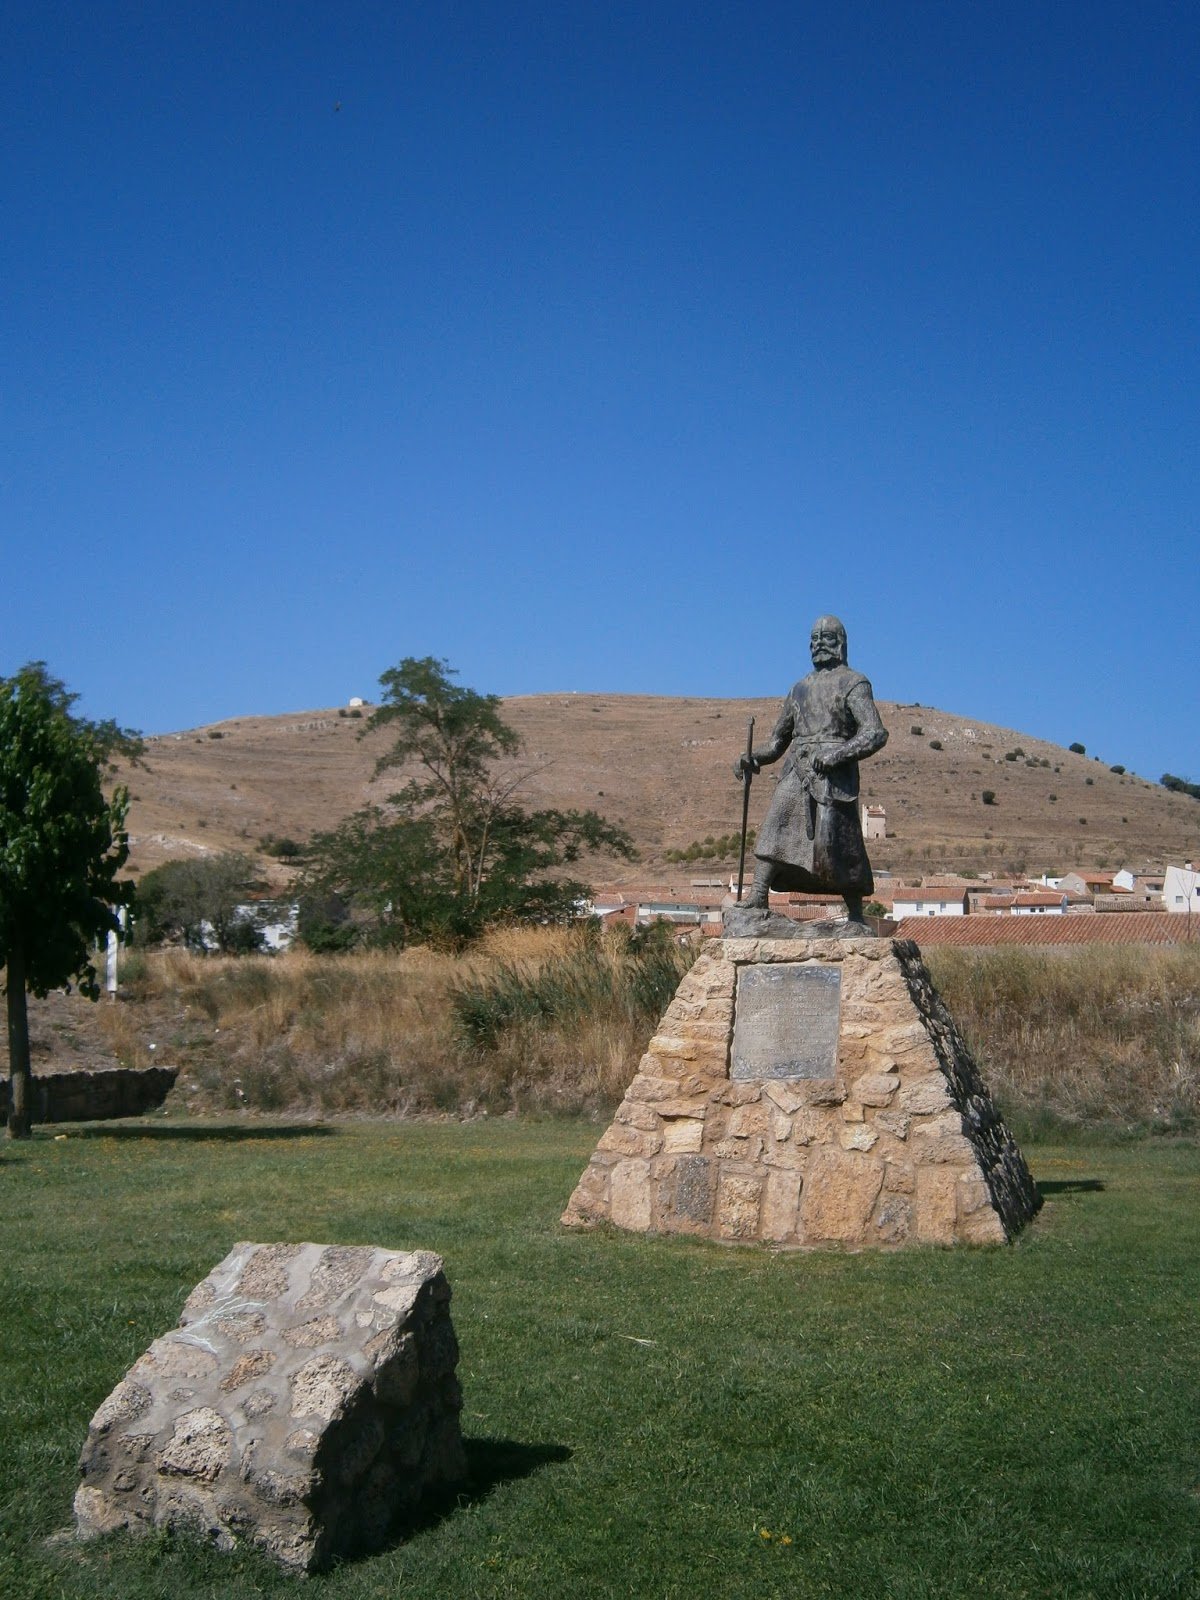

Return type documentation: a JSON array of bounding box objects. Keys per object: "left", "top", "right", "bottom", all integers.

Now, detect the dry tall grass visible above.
[
  {"left": 95, "top": 937, "right": 1200, "bottom": 1133},
  {"left": 927, "top": 945, "right": 1200, "bottom": 1134},
  {"left": 99, "top": 925, "right": 690, "bottom": 1118}
]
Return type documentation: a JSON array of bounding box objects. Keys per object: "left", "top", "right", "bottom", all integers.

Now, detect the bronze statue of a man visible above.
[{"left": 734, "top": 615, "right": 888, "bottom": 925}]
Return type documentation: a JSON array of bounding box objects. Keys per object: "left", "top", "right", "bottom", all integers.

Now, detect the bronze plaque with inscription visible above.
[{"left": 731, "top": 964, "right": 842, "bottom": 1080}]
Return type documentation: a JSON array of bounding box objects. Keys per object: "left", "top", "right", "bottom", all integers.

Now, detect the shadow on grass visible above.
[
  {"left": 384, "top": 1437, "right": 572, "bottom": 1550},
  {"left": 1037, "top": 1178, "right": 1106, "bottom": 1195},
  {"left": 39, "top": 1440, "right": 573, "bottom": 1581},
  {"left": 63, "top": 1123, "right": 336, "bottom": 1143}
]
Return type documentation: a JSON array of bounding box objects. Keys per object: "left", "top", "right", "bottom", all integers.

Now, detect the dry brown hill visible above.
[{"left": 115, "top": 695, "right": 1200, "bottom": 887}]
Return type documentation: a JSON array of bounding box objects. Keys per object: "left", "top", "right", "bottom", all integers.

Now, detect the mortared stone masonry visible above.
[
  {"left": 74, "top": 1242, "right": 465, "bottom": 1571},
  {"left": 562, "top": 936, "right": 1040, "bottom": 1248}
]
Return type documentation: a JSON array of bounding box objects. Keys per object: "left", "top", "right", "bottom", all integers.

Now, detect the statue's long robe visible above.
[{"left": 753, "top": 664, "right": 888, "bottom": 896}]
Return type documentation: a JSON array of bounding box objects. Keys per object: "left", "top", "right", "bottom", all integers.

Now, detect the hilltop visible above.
[{"left": 115, "top": 695, "right": 1200, "bottom": 886}]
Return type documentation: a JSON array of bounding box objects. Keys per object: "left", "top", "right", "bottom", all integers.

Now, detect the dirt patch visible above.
[{"left": 22, "top": 990, "right": 124, "bottom": 1076}]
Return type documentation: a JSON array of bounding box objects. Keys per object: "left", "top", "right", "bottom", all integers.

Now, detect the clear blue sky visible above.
[{"left": 3, "top": 2, "right": 1196, "bottom": 782}]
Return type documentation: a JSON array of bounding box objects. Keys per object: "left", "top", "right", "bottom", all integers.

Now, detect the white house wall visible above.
[{"left": 1163, "top": 865, "right": 1200, "bottom": 913}]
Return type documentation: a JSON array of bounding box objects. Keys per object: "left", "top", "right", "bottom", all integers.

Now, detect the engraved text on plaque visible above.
[{"left": 731, "top": 963, "right": 841, "bottom": 1080}]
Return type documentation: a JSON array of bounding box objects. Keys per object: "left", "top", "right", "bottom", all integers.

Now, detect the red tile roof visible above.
[
  {"left": 893, "top": 888, "right": 966, "bottom": 904},
  {"left": 893, "top": 913, "right": 1198, "bottom": 947}
]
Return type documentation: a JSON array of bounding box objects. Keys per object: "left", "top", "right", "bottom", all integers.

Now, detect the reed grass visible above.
[{"left": 449, "top": 925, "right": 690, "bottom": 1049}]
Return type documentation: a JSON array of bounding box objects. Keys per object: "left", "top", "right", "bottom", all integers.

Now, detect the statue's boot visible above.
[{"left": 741, "top": 863, "right": 773, "bottom": 910}]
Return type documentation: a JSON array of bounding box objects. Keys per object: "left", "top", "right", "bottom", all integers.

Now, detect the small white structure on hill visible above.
[{"left": 862, "top": 803, "right": 886, "bottom": 841}]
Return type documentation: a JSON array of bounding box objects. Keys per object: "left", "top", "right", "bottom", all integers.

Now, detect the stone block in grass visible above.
[{"left": 74, "top": 1242, "right": 465, "bottom": 1572}]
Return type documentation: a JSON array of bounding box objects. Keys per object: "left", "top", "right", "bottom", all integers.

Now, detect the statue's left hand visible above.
[{"left": 812, "top": 746, "right": 848, "bottom": 776}]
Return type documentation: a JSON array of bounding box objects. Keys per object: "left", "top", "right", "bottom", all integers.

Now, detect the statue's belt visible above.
[{"left": 783, "top": 746, "right": 855, "bottom": 834}]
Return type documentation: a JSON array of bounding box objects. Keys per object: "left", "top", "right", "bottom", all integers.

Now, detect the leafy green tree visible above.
[
  {"left": 135, "top": 853, "right": 264, "bottom": 953},
  {"left": 299, "top": 809, "right": 448, "bottom": 947},
  {"left": 1, "top": 664, "right": 138, "bottom": 1138},
  {"left": 294, "top": 889, "right": 358, "bottom": 953},
  {"left": 367, "top": 656, "right": 524, "bottom": 905},
  {"left": 300, "top": 657, "right": 635, "bottom": 948}
]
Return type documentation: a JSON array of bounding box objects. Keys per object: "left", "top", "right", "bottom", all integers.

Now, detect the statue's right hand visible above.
[{"left": 734, "top": 755, "right": 760, "bottom": 781}]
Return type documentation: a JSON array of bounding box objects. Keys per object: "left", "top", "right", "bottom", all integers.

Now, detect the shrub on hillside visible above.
[
  {"left": 260, "top": 834, "right": 304, "bottom": 859},
  {"left": 665, "top": 830, "right": 749, "bottom": 863}
]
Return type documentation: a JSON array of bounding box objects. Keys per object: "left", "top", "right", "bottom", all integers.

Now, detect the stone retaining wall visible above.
[{"left": 2, "top": 1066, "right": 178, "bottom": 1126}]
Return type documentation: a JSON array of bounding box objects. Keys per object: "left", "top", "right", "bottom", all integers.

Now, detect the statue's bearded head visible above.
[{"left": 810, "top": 615, "right": 848, "bottom": 669}]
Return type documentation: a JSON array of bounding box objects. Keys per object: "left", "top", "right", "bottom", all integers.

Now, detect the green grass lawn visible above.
[{"left": 1, "top": 1119, "right": 1197, "bottom": 1599}]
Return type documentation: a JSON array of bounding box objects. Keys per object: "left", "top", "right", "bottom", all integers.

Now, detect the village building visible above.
[
  {"left": 635, "top": 901, "right": 722, "bottom": 929},
  {"left": 1059, "top": 870, "right": 1115, "bottom": 899},
  {"left": 891, "top": 885, "right": 968, "bottom": 918},
  {"left": 1093, "top": 891, "right": 1153, "bottom": 913},
  {"left": 1112, "top": 868, "right": 1166, "bottom": 904},
  {"left": 587, "top": 896, "right": 637, "bottom": 928},
  {"left": 964, "top": 882, "right": 1018, "bottom": 913},
  {"left": 980, "top": 891, "right": 1069, "bottom": 916},
  {"left": 1163, "top": 863, "right": 1200, "bottom": 913}
]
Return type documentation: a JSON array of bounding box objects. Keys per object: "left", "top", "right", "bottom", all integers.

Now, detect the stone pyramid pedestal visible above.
[{"left": 562, "top": 935, "right": 1040, "bottom": 1249}]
